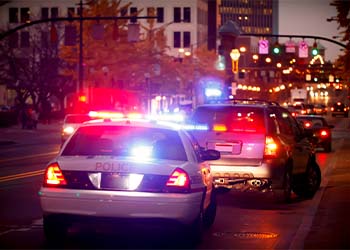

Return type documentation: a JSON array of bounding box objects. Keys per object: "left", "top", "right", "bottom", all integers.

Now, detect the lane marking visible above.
[
  {"left": 0, "top": 151, "right": 58, "bottom": 163},
  {"left": 0, "top": 219, "right": 43, "bottom": 237},
  {"left": 0, "top": 169, "right": 45, "bottom": 183}
]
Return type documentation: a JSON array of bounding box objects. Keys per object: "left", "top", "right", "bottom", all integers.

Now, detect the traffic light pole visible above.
[
  {"left": 240, "top": 33, "right": 347, "bottom": 49},
  {"left": 79, "top": 0, "right": 84, "bottom": 95}
]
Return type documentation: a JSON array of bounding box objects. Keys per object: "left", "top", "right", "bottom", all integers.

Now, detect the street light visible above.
[{"left": 230, "top": 49, "right": 240, "bottom": 74}]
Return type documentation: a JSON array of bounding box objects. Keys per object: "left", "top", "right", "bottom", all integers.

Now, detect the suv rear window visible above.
[
  {"left": 62, "top": 126, "right": 187, "bottom": 161},
  {"left": 190, "top": 106, "right": 266, "bottom": 133}
]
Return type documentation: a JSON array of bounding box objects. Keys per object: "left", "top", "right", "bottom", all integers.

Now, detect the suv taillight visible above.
[
  {"left": 164, "top": 168, "right": 190, "bottom": 193},
  {"left": 43, "top": 162, "right": 67, "bottom": 186},
  {"left": 264, "top": 136, "right": 278, "bottom": 158}
]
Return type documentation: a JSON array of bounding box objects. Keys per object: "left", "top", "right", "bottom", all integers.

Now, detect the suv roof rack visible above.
[{"left": 223, "top": 98, "right": 280, "bottom": 106}]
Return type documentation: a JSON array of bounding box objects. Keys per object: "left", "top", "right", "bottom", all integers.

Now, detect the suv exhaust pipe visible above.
[{"left": 247, "top": 179, "right": 268, "bottom": 188}]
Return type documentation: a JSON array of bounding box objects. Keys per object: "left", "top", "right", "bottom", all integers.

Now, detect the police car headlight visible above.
[{"left": 63, "top": 126, "right": 75, "bottom": 134}]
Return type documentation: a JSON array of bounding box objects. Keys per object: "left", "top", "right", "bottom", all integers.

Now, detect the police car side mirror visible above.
[{"left": 201, "top": 149, "right": 221, "bottom": 161}]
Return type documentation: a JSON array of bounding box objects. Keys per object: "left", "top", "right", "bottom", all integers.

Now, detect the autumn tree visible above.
[
  {"left": 331, "top": 0, "right": 350, "bottom": 81},
  {"left": 59, "top": 0, "right": 225, "bottom": 103},
  {"left": 59, "top": 0, "right": 174, "bottom": 92},
  {"left": 0, "top": 22, "right": 74, "bottom": 113}
]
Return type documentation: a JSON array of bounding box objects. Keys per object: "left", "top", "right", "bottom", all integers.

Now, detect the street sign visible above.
[
  {"left": 258, "top": 39, "right": 269, "bottom": 54},
  {"left": 298, "top": 41, "right": 308, "bottom": 58},
  {"left": 285, "top": 40, "right": 296, "bottom": 53}
]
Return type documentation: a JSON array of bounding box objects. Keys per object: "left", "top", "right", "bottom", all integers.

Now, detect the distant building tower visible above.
[{"left": 218, "top": 0, "right": 278, "bottom": 35}]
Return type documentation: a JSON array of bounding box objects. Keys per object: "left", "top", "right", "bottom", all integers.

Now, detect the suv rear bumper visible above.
[{"left": 209, "top": 161, "right": 285, "bottom": 191}]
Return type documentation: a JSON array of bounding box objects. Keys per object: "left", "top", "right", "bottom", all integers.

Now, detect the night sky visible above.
[{"left": 278, "top": 0, "right": 342, "bottom": 62}]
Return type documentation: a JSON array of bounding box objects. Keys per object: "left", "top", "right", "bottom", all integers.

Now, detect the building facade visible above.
[
  {"left": 0, "top": 0, "right": 209, "bottom": 111},
  {"left": 218, "top": 0, "right": 278, "bottom": 35},
  {"left": 0, "top": 0, "right": 208, "bottom": 58}
]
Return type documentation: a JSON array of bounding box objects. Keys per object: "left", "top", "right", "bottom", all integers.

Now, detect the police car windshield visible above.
[{"left": 61, "top": 125, "right": 187, "bottom": 161}]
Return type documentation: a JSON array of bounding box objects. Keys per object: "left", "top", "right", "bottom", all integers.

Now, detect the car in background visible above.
[
  {"left": 296, "top": 115, "right": 334, "bottom": 152},
  {"left": 186, "top": 99, "right": 321, "bottom": 203},
  {"left": 314, "top": 104, "right": 327, "bottom": 115},
  {"left": 304, "top": 104, "right": 316, "bottom": 115},
  {"left": 40, "top": 118, "right": 220, "bottom": 243},
  {"left": 291, "top": 103, "right": 307, "bottom": 116},
  {"left": 331, "top": 102, "right": 349, "bottom": 117},
  {"left": 286, "top": 105, "right": 298, "bottom": 117},
  {"left": 61, "top": 114, "right": 92, "bottom": 143}
]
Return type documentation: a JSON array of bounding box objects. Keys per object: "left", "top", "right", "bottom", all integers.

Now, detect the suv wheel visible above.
[
  {"left": 273, "top": 167, "right": 292, "bottom": 203},
  {"left": 293, "top": 161, "right": 321, "bottom": 199}
]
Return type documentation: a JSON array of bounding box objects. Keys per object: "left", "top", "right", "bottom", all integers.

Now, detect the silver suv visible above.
[{"left": 187, "top": 99, "right": 321, "bottom": 202}]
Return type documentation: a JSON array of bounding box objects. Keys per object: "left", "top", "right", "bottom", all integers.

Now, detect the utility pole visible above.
[{"left": 78, "top": 0, "right": 84, "bottom": 94}]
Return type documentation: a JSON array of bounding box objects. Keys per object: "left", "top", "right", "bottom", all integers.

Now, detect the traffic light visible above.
[
  {"left": 272, "top": 42, "right": 281, "bottom": 55},
  {"left": 311, "top": 42, "right": 319, "bottom": 56}
]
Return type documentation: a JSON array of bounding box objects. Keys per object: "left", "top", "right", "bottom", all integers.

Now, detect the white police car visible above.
[{"left": 40, "top": 118, "right": 220, "bottom": 243}]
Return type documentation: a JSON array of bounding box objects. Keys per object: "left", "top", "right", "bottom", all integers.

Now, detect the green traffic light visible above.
[
  {"left": 312, "top": 48, "right": 319, "bottom": 56},
  {"left": 273, "top": 47, "right": 280, "bottom": 54}
]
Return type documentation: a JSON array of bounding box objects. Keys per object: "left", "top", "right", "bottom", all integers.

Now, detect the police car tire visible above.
[
  {"left": 43, "top": 216, "right": 68, "bottom": 243},
  {"left": 203, "top": 187, "right": 217, "bottom": 228},
  {"left": 185, "top": 204, "right": 204, "bottom": 244}
]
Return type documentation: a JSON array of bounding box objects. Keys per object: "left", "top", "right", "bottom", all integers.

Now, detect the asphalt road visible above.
[{"left": 0, "top": 118, "right": 349, "bottom": 249}]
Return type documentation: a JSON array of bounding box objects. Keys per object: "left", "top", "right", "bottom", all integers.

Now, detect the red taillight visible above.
[
  {"left": 44, "top": 163, "right": 67, "bottom": 186},
  {"left": 165, "top": 168, "right": 190, "bottom": 191},
  {"left": 264, "top": 136, "right": 278, "bottom": 158},
  {"left": 320, "top": 130, "right": 329, "bottom": 137},
  {"left": 304, "top": 122, "right": 312, "bottom": 128}
]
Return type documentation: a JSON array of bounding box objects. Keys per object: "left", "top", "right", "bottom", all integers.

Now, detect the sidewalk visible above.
[
  {"left": 303, "top": 139, "right": 350, "bottom": 249},
  {"left": 0, "top": 120, "right": 62, "bottom": 145}
]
